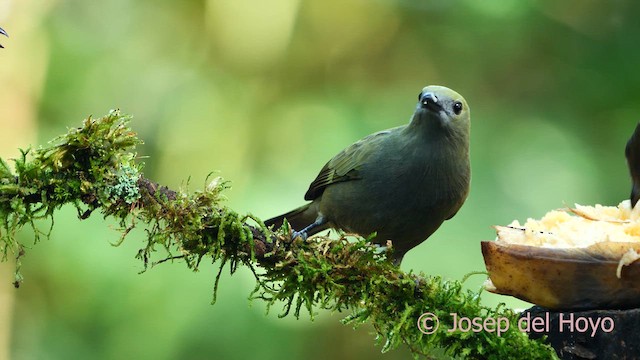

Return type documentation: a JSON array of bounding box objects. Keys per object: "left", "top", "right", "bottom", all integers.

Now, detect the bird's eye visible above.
[{"left": 452, "top": 101, "right": 463, "bottom": 115}]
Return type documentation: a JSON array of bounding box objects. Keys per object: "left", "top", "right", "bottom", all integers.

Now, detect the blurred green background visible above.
[{"left": 1, "top": 0, "right": 639, "bottom": 359}]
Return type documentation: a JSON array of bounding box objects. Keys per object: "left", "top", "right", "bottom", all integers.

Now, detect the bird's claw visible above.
[
  {"left": 291, "top": 230, "right": 308, "bottom": 241},
  {"left": 373, "top": 244, "right": 388, "bottom": 254}
]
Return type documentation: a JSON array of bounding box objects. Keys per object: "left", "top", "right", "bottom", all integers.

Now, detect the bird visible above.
[
  {"left": 0, "top": 27, "right": 7, "bottom": 48},
  {"left": 625, "top": 122, "right": 640, "bottom": 207},
  {"left": 264, "top": 85, "right": 471, "bottom": 264}
]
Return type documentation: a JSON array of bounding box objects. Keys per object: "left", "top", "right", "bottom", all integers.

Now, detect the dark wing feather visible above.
[{"left": 304, "top": 130, "right": 392, "bottom": 200}]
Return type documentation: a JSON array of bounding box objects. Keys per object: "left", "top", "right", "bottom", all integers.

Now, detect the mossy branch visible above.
[{"left": 0, "top": 111, "right": 557, "bottom": 359}]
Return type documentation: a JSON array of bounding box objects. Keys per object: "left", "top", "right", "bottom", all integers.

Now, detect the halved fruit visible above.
[{"left": 482, "top": 200, "right": 640, "bottom": 310}]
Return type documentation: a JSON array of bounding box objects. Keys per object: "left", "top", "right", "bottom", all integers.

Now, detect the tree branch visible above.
[{"left": 0, "top": 110, "right": 556, "bottom": 359}]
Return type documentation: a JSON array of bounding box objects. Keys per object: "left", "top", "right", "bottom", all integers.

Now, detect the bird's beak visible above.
[{"left": 419, "top": 92, "right": 442, "bottom": 112}]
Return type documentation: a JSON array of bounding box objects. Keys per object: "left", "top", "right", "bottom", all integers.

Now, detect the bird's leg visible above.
[{"left": 291, "top": 215, "right": 326, "bottom": 240}]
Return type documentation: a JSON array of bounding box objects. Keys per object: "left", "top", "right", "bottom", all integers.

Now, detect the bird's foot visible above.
[
  {"left": 291, "top": 230, "right": 308, "bottom": 241},
  {"left": 373, "top": 244, "right": 388, "bottom": 254},
  {"left": 289, "top": 215, "right": 325, "bottom": 241}
]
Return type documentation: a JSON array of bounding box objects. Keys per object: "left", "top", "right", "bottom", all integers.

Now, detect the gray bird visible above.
[{"left": 265, "top": 85, "right": 471, "bottom": 264}]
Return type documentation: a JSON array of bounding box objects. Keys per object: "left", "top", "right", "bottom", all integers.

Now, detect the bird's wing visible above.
[{"left": 304, "top": 129, "right": 393, "bottom": 200}]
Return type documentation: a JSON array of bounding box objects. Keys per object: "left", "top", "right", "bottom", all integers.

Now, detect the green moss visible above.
[{"left": 0, "top": 112, "right": 557, "bottom": 359}]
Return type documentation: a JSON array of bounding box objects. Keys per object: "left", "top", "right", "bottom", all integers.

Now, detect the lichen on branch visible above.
[{"left": 0, "top": 111, "right": 556, "bottom": 359}]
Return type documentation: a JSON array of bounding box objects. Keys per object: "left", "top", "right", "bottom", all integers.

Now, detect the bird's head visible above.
[{"left": 413, "top": 85, "right": 470, "bottom": 136}]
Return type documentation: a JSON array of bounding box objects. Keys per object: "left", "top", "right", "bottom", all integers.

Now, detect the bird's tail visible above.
[{"left": 264, "top": 203, "right": 329, "bottom": 236}]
